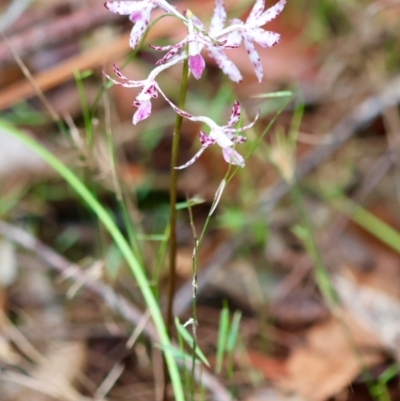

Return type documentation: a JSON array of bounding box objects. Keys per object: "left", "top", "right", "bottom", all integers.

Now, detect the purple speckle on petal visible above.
[
  {"left": 189, "top": 54, "right": 205, "bottom": 80},
  {"left": 129, "top": 11, "right": 142, "bottom": 22},
  {"left": 146, "top": 84, "right": 158, "bottom": 98},
  {"left": 199, "top": 131, "right": 216, "bottom": 146}
]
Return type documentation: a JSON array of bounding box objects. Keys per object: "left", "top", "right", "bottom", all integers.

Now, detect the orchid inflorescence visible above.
[{"left": 104, "top": 0, "right": 286, "bottom": 168}]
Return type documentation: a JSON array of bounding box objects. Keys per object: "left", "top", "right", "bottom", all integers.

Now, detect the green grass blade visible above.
[
  {"left": 0, "top": 119, "right": 184, "bottom": 401},
  {"left": 157, "top": 344, "right": 201, "bottom": 364},
  {"left": 252, "top": 90, "right": 293, "bottom": 98},
  {"left": 215, "top": 306, "right": 230, "bottom": 374},
  {"left": 175, "top": 318, "right": 210, "bottom": 367},
  {"left": 332, "top": 196, "right": 400, "bottom": 254},
  {"left": 226, "top": 310, "right": 242, "bottom": 353}
]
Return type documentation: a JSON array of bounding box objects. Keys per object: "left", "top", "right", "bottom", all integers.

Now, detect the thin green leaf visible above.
[
  {"left": 176, "top": 196, "right": 205, "bottom": 210},
  {"left": 215, "top": 306, "right": 230, "bottom": 374},
  {"left": 175, "top": 318, "right": 210, "bottom": 367},
  {"left": 332, "top": 196, "right": 400, "bottom": 254},
  {"left": 252, "top": 90, "right": 293, "bottom": 98},
  {"left": 226, "top": 310, "right": 242, "bottom": 352},
  {"left": 157, "top": 343, "right": 201, "bottom": 364}
]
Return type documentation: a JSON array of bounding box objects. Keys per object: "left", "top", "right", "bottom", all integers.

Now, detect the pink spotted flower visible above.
[
  {"left": 151, "top": 10, "right": 228, "bottom": 80},
  {"left": 222, "top": 0, "right": 286, "bottom": 82},
  {"left": 159, "top": 92, "right": 259, "bottom": 168},
  {"left": 104, "top": 64, "right": 158, "bottom": 125},
  {"left": 104, "top": 0, "right": 184, "bottom": 49},
  {"left": 206, "top": 0, "right": 243, "bottom": 83}
]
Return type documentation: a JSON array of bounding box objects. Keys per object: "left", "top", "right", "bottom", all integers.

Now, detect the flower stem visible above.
[
  {"left": 163, "top": 54, "right": 189, "bottom": 401},
  {"left": 166, "top": 56, "right": 189, "bottom": 339}
]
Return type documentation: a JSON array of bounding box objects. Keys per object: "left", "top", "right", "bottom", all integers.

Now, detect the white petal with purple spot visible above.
[
  {"left": 247, "top": 29, "right": 280, "bottom": 48},
  {"left": 247, "top": 0, "right": 265, "bottom": 23},
  {"left": 256, "top": 0, "right": 287, "bottom": 26},
  {"left": 208, "top": 48, "right": 242, "bottom": 82},
  {"left": 243, "top": 37, "right": 263, "bottom": 82},
  {"left": 105, "top": 1, "right": 146, "bottom": 15},
  {"left": 209, "top": 0, "right": 226, "bottom": 35}
]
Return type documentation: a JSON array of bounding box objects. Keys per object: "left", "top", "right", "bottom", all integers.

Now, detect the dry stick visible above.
[
  {"left": 0, "top": 220, "right": 232, "bottom": 401},
  {"left": 0, "top": 31, "right": 60, "bottom": 122},
  {"left": 0, "top": 0, "right": 32, "bottom": 32},
  {"left": 0, "top": 3, "right": 122, "bottom": 65},
  {"left": 173, "top": 73, "right": 400, "bottom": 316}
]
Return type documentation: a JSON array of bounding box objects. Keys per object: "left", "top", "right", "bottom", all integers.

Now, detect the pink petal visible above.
[
  {"left": 247, "top": 0, "right": 265, "bottom": 23},
  {"left": 108, "top": 63, "right": 144, "bottom": 86},
  {"left": 243, "top": 36, "right": 263, "bottom": 82},
  {"left": 155, "top": 40, "right": 186, "bottom": 65},
  {"left": 104, "top": 1, "right": 145, "bottom": 15},
  {"left": 232, "top": 134, "right": 247, "bottom": 144},
  {"left": 175, "top": 147, "right": 207, "bottom": 169},
  {"left": 133, "top": 100, "right": 152, "bottom": 125},
  {"left": 129, "top": 4, "right": 153, "bottom": 49},
  {"left": 199, "top": 130, "right": 216, "bottom": 147},
  {"left": 209, "top": 0, "right": 226, "bottom": 35},
  {"left": 247, "top": 28, "right": 280, "bottom": 48},
  {"left": 129, "top": 11, "right": 142, "bottom": 22},
  {"left": 156, "top": 86, "right": 203, "bottom": 121},
  {"left": 103, "top": 70, "right": 144, "bottom": 88},
  {"left": 257, "top": 0, "right": 286, "bottom": 26},
  {"left": 145, "top": 84, "right": 158, "bottom": 98},
  {"left": 149, "top": 43, "right": 173, "bottom": 51},
  {"left": 226, "top": 101, "right": 241, "bottom": 127},
  {"left": 222, "top": 147, "right": 245, "bottom": 167},
  {"left": 189, "top": 54, "right": 205, "bottom": 79},
  {"left": 208, "top": 48, "right": 242, "bottom": 83}
]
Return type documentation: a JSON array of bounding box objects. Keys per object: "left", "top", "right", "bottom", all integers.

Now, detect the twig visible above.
[
  {"left": 0, "top": 4, "right": 121, "bottom": 65},
  {"left": 1, "top": 31, "right": 60, "bottom": 122},
  {"left": 95, "top": 362, "right": 125, "bottom": 399},
  {"left": 0, "top": 0, "right": 32, "bottom": 32},
  {"left": 0, "top": 220, "right": 232, "bottom": 401}
]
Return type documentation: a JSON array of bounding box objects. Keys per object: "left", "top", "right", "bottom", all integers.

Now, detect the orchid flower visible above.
[
  {"left": 151, "top": 10, "right": 231, "bottom": 80},
  {"left": 219, "top": 0, "right": 286, "bottom": 82},
  {"left": 104, "top": 64, "right": 158, "bottom": 125},
  {"left": 207, "top": 0, "right": 243, "bottom": 82},
  {"left": 157, "top": 89, "right": 259, "bottom": 168},
  {"left": 104, "top": 0, "right": 185, "bottom": 49}
]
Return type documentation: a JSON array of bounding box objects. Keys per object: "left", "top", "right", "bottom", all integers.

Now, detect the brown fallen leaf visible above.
[
  {"left": 334, "top": 273, "right": 400, "bottom": 358},
  {"left": 247, "top": 351, "right": 287, "bottom": 382},
  {"left": 279, "top": 312, "right": 384, "bottom": 401}
]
